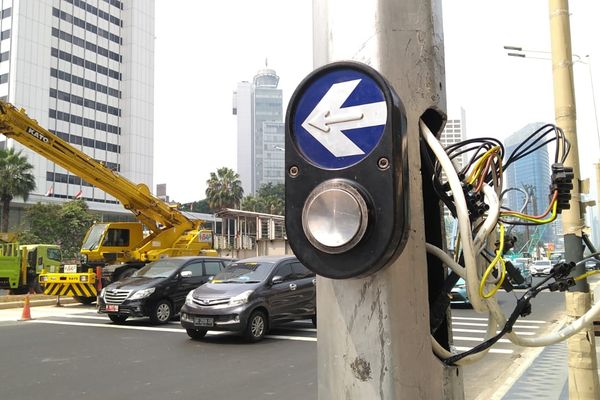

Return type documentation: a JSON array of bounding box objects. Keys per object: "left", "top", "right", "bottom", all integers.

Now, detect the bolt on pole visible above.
[
  {"left": 312, "top": 0, "right": 460, "bottom": 398},
  {"left": 548, "top": 0, "right": 600, "bottom": 398}
]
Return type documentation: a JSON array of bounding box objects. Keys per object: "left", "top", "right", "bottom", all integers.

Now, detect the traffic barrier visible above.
[
  {"left": 55, "top": 295, "right": 63, "bottom": 307},
  {"left": 19, "top": 294, "right": 32, "bottom": 320}
]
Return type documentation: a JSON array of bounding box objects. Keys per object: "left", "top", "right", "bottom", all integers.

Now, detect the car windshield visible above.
[
  {"left": 133, "top": 260, "right": 183, "bottom": 278},
  {"left": 534, "top": 260, "right": 551, "bottom": 266},
  {"left": 212, "top": 262, "right": 274, "bottom": 283}
]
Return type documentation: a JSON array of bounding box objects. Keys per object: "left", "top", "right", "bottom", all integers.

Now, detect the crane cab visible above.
[{"left": 80, "top": 222, "right": 145, "bottom": 266}]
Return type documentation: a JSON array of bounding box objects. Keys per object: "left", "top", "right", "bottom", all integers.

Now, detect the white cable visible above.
[
  {"left": 420, "top": 120, "right": 485, "bottom": 312},
  {"left": 473, "top": 184, "right": 500, "bottom": 252},
  {"left": 427, "top": 240, "right": 600, "bottom": 348},
  {"left": 426, "top": 243, "right": 498, "bottom": 364}
]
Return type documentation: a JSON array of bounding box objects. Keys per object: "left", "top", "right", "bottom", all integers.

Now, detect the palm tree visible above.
[
  {"left": 0, "top": 147, "right": 36, "bottom": 232},
  {"left": 205, "top": 167, "right": 244, "bottom": 210}
]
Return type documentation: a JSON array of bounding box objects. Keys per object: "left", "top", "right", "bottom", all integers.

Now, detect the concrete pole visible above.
[
  {"left": 548, "top": 1, "right": 600, "bottom": 398},
  {"left": 596, "top": 163, "right": 600, "bottom": 243},
  {"left": 312, "top": 1, "right": 461, "bottom": 398}
]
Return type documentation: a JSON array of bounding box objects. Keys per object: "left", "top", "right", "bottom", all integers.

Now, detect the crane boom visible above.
[{"left": 0, "top": 101, "right": 195, "bottom": 234}]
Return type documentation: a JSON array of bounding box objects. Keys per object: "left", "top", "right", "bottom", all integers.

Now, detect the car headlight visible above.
[
  {"left": 100, "top": 287, "right": 106, "bottom": 298},
  {"left": 185, "top": 290, "right": 195, "bottom": 306},
  {"left": 129, "top": 287, "right": 155, "bottom": 300},
  {"left": 229, "top": 290, "right": 253, "bottom": 306}
]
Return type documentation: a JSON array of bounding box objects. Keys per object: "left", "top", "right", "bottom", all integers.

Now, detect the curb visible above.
[{"left": 0, "top": 296, "right": 77, "bottom": 309}]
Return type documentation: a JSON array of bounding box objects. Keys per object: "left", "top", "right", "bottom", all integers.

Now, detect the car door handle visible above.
[{"left": 289, "top": 283, "right": 297, "bottom": 291}]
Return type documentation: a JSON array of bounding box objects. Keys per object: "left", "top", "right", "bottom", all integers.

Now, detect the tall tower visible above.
[
  {"left": 440, "top": 106, "right": 467, "bottom": 169},
  {"left": 233, "top": 65, "right": 284, "bottom": 195},
  {"left": 0, "top": 0, "right": 154, "bottom": 218},
  {"left": 504, "top": 122, "right": 556, "bottom": 245}
]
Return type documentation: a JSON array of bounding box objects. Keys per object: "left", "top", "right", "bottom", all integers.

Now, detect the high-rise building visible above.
[
  {"left": 0, "top": 0, "right": 154, "bottom": 225},
  {"left": 504, "top": 123, "right": 557, "bottom": 245},
  {"left": 233, "top": 66, "right": 284, "bottom": 195},
  {"left": 440, "top": 106, "right": 467, "bottom": 170}
]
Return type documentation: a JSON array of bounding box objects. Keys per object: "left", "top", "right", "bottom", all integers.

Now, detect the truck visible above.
[
  {"left": 0, "top": 101, "right": 217, "bottom": 303},
  {"left": 0, "top": 232, "right": 61, "bottom": 294}
]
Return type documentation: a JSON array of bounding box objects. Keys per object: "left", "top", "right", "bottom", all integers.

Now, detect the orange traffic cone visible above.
[{"left": 20, "top": 294, "right": 32, "bottom": 321}]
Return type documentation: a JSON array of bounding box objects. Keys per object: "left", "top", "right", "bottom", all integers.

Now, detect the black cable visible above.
[{"left": 442, "top": 265, "right": 570, "bottom": 365}]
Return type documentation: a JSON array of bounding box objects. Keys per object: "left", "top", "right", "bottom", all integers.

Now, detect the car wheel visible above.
[
  {"left": 186, "top": 328, "right": 207, "bottom": 340},
  {"left": 244, "top": 310, "right": 267, "bottom": 342},
  {"left": 149, "top": 299, "right": 172, "bottom": 325},
  {"left": 311, "top": 315, "right": 317, "bottom": 328},
  {"left": 108, "top": 314, "right": 128, "bottom": 324}
]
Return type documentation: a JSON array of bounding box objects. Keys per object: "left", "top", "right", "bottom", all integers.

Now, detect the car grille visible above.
[
  {"left": 104, "top": 289, "right": 131, "bottom": 304},
  {"left": 192, "top": 297, "right": 230, "bottom": 306}
]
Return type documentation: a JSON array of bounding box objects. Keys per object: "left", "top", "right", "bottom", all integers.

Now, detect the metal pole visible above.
[
  {"left": 548, "top": 1, "right": 600, "bottom": 398},
  {"left": 312, "top": 0, "right": 460, "bottom": 398}
]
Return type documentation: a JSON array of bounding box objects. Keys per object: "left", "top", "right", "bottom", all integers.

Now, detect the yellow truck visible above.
[{"left": 0, "top": 101, "right": 217, "bottom": 303}]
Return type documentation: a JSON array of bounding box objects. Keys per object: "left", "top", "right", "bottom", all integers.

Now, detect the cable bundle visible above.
[{"left": 420, "top": 120, "right": 600, "bottom": 366}]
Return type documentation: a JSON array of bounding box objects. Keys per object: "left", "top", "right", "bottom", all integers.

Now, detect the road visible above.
[{"left": 0, "top": 276, "right": 582, "bottom": 400}]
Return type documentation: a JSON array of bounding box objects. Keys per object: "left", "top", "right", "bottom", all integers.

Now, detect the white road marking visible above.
[
  {"left": 451, "top": 316, "right": 546, "bottom": 324},
  {"left": 452, "top": 321, "right": 540, "bottom": 329},
  {"left": 454, "top": 346, "right": 513, "bottom": 354},
  {"left": 452, "top": 327, "right": 535, "bottom": 336},
  {"left": 265, "top": 335, "right": 316, "bottom": 342},
  {"left": 453, "top": 336, "right": 511, "bottom": 344}
]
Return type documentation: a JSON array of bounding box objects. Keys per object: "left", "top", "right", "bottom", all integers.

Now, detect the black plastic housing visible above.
[{"left": 285, "top": 61, "right": 409, "bottom": 279}]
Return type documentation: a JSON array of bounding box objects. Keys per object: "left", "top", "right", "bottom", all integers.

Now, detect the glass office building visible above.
[{"left": 233, "top": 67, "right": 284, "bottom": 195}]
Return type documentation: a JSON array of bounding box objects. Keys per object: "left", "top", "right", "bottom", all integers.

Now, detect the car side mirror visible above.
[
  {"left": 180, "top": 271, "right": 192, "bottom": 278},
  {"left": 271, "top": 276, "right": 284, "bottom": 285}
]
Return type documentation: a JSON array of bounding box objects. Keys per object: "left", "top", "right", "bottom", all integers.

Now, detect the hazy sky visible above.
[{"left": 154, "top": 0, "right": 600, "bottom": 203}]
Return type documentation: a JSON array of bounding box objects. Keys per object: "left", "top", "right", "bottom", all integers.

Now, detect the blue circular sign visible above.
[{"left": 291, "top": 68, "right": 388, "bottom": 169}]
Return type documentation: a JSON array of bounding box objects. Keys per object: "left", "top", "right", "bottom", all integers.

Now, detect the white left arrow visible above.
[{"left": 301, "top": 79, "right": 387, "bottom": 157}]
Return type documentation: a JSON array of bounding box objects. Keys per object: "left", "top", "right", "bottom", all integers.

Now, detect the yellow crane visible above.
[{"left": 0, "top": 101, "right": 216, "bottom": 302}]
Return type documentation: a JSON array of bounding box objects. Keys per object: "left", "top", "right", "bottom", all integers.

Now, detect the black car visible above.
[
  {"left": 180, "top": 255, "right": 316, "bottom": 342},
  {"left": 97, "top": 256, "right": 232, "bottom": 324}
]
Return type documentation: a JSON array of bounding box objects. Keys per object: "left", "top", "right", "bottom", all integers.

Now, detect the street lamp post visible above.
[{"left": 504, "top": 46, "right": 600, "bottom": 149}]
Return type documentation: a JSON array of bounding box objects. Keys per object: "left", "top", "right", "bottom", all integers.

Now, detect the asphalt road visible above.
[{"left": 0, "top": 276, "right": 581, "bottom": 400}]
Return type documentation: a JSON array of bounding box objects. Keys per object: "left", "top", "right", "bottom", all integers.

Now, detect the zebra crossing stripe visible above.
[{"left": 452, "top": 316, "right": 546, "bottom": 324}]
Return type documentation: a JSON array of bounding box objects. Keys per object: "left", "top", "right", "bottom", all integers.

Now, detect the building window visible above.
[
  {"left": 49, "top": 109, "right": 121, "bottom": 135},
  {"left": 0, "top": 51, "right": 8, "bottom": 62},
  {"left": 0, "top": 29, "right": 10, "bottom": 40},
  {"left": 52, "top": 8, "right": 122, "bottom": 45},
  {"left": 0, "top": 73, "right": 8, "bottom": 84},
  {"left": 1, "top": 8, "right": 11, "bottom": 19},
  {"left": 50, "top": 68, "right": 121, "bottom": 99}
]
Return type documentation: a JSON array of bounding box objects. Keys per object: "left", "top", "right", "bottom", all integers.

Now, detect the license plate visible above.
[
  {"left": 194, "top": 317, "right": 214, "bottom": 327},
  {"left": 63, "top": 264, "right": 78, "bottom": 273},
  {"left": 106, "top": 304, "right": 119, "bottom": 312}
]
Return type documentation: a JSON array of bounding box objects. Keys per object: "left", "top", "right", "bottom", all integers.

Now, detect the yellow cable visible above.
[
  {"left": 466, "top": 146, "right": 501, "bottom": 185},
  {"left": 479, "top": 224, "right": 507, "bottom": 299},
  {"left": 502, "top": 201, "right": 558, "bottom": 224},
  {"left": 574, "top": 269, "right": 600, "bottom": 281}
]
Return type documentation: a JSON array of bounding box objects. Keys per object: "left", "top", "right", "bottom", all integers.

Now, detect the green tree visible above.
[
  {"left": 241, "top": 183, "right": 285, "bottom": 215},
  {"left": 0, "top": 148, "right": 36, "bottom": 232},
  {"left": 205, "top": 167, "right": 244, "bottom": 210},
  {"left": 19, "top": 200, "right": 95, "bottom": 259}
]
